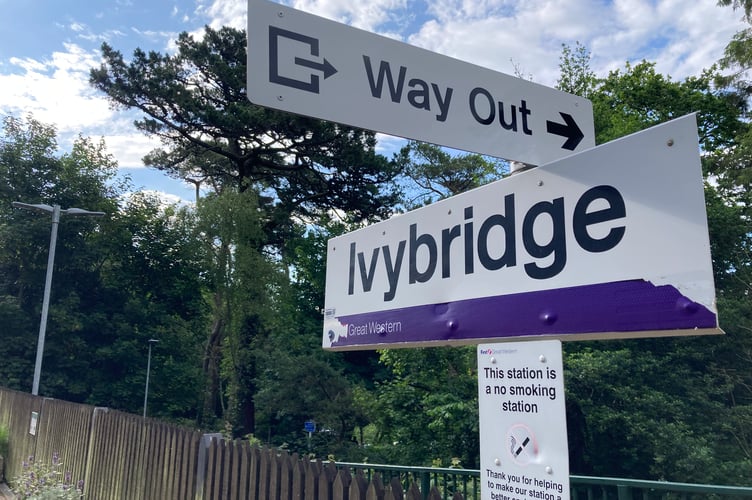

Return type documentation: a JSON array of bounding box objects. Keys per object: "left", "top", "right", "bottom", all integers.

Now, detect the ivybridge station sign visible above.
[
  {"left": 247, "top": 0, "right": 595, "bottom": 166},
  {"left": 321, "top": 115, "right": 721, "bottom": 350}
]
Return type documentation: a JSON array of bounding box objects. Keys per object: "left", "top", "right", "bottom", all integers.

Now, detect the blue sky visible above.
[{"left": 0, "top": 0, "right": 747, "bottom": 204}]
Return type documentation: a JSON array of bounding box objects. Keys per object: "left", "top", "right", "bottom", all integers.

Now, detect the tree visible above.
[
  {"left": 589, "top": 61, "right": 743, "bottom": 148},
  {"left": 718, "top": 0, "right": 752, "bottom": 19},
  {"left": 250, "top": 218, "right": 381, "bottom": 458},
  {"left": 191, "top": 188, "right": 285, "bottom": 433},
  {"left": 556, "top": 41, "right": 597, "bottom": 98},
  {"left": 394, "top": 141, "right": 506, "bottom": 208},
  {"left": 368, "top": 346, "right": 480, "bottom": 467},
  {"left": 89, "top": 26, "right": 400, "bottom": 246},
  {"left": 0, "top": 115, "right": 119, "bottom": 397},
  {"left": 556, "top": 43, "right": 752, "bottom": 482},
  {"left": 89, "top": 27, "right": 403, "bottom": 433},
  {"left": 0, "top": 115, "right": 208, "bottom": 419},
  {"left": 86, "top": 193, "right": 208, "bottom": 418}
]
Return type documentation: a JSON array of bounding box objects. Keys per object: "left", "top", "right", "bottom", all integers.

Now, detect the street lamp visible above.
[
  {"left": 143, "top": 338, "right": 160, "bottom": 418},
  {"left": 184, "top": 177, "right": 205, "bottom": 204},
  {"left": 12, "top": 202, "right": 105, "bottom": 396}
]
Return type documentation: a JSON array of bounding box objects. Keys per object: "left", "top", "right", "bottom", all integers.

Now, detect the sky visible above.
[{"left": 0, "top": 0, "right": 748, "bottom": 204}]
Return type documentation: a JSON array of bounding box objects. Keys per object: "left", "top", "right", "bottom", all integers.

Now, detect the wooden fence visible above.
[{"left": 0, "top": 387, "right": 451, "bottom": 499}]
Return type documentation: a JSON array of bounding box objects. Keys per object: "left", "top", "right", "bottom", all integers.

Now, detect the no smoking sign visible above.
[{"left": 478, "top": 341, "right": 569, "bottom": 500}]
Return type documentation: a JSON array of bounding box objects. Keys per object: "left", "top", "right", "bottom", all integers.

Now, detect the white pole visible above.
[{"left": 32, "top": 205, "right": 61, "bottom": 396}]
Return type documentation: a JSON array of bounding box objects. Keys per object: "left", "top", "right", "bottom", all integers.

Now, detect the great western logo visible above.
[{"left": 346, "top": 185, "right": 626, "bottom": 303}]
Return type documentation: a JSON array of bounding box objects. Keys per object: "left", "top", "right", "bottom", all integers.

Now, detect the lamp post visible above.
[
  {"left": 184, "top": 176, "right": 205, "bottom": 204},
  {"left": 12, "top": 202, "right": 105, "bottom": 396},
  {"left": 143, "top": 338, "right": 160, "bottom": 418}
]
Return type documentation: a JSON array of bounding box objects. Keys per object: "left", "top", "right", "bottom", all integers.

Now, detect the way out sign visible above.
[
  {"left": 478, "top": 341, "right": 569, "bottom": 500},
  {"left": 323, "top": 114, "right": 722, "bottom": 350},
  {"left": 247, "top": 0, "right": 594, "bottom": 165}
]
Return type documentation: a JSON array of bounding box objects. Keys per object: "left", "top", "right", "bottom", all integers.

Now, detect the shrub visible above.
[{"left": 12, "top": 452, "right": 83, "bottom": 500}]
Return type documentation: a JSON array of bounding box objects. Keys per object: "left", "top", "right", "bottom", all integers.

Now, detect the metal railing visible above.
[
  {"left": 336, "top": 462, "right": 480, "bottom": 500},
  {"left": 570, "top": 475, "right": 752, "bottom": 500},
  {"left": 335, "top": 462, "right": 752, "bottom": 500}
]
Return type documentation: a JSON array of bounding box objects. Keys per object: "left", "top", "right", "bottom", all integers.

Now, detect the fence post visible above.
[
  {"left": 82, "top": 407, "right": 108, "bottom": 498},
  {"left": 617, "top": 484, "right": 631, "bottom": 500},
  {"left": 195, "top": 433, "right": 223, "bottom": 500},
  {"left": 419, "top": 471, "right": 430, "bottom": 500}
]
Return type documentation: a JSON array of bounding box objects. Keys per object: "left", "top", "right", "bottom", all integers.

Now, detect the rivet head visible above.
[
  {"left": 537, "top": 180, "right": 544, "bottom": 187},
  {"left": 545, "top": 466, "right": 553, "bottom": 474},
  {"left": 676, "top": 297, "right": 698, "bottom": 314},
  {"left": 490, "top": 357, "right": 497, "bottom": 364},
  {"left": 667, "top": 138, "right": 674, "bottom": 147},
  {"left": 447, "top": 320, "right": 458, "bottom": 331},
  {"left": 494, "top": 458, "right": 501, "bottom": 466},
  {"left": 277, "top": 11, "right": 284, "bottom": 17},
  {"left": 277, "top": 95, "right": 284, "bottom": 101},
  {"left": 539, "top": 355, "right": 546, "bottom": 363},
  {"left": 540, "top": 311, "right": 557, "bottom": 325}
]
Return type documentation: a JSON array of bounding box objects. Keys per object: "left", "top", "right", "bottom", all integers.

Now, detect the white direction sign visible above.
[
  {"left": 323, "top": 114, "right": 722, "bottom": 350},
  {"left": 478, "top": 341, "right": 569, "bottom": 500},
  {"left": 247, "top": 0, "right": 595, "bottom": 165}
]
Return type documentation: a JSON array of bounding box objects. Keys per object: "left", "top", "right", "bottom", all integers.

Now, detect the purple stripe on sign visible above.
[{"left": 328, "top": 280, "right": 718, "bottom": 348}]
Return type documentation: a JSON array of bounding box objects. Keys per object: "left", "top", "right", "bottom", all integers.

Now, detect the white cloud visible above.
[
  {"left": 0, "top": 42, "right": 160, "bottom": 171},
  {"left": 202, "top": 0, "right": 248, "bottom": 30},
  {"left": 101, "top": 132, "right": 163, "bottom": 169},
  {"left": 0, "top": 44, "right": 113, "bottom": 133},
  {"left": 120, "top": 188, "right": 187, "bottom": 208},
  {"left": 289, "top": 0, "right": 408, "bottom": 31},
  {"left": 402, "top": 0, "right": 747, "bottom": 87}
]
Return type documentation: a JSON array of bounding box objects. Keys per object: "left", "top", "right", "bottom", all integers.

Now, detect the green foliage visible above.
[
  {"left": 0, "top": 115, "right": 206, "bottom": 420},
  {"left": 192, "top": 188, "right": 282, "bottom": 432},
  {"left": 719, "top": 0, "right": 752, "bottom": 22},
  {"left": 1, "top": 18, "right": 750, "bottom": 484},
  {"left": 363, "top": 147, "right": 504, "bottom": 467},
  {"left": 0, "top": 115, "right": 118, "bottom": 396},
  {"left": 590, "top": 61, "right": 743, "bottom": 150},
  {"left": 88, "top": 26, "right": 404, "bottom": 438},
  {"left": 90, "top": 26, "right": 401, "bottom": 241},
  {"left": 365, "top": 346, "right": 479, "bottom": 467},
  {"left": 394, "top": 141, "right": 506, "bottom": 209},
  {"left": 556, "top": 41, "right": 597, "bottom": 98},
  {"left": 565, "top": 340, "right": 732, "bottom": 481},
  {"left": 0, "top": 423, "right": 8, "bottom": 458},
  {"left": 555, "top": 40, "right": 752, "bottom": 483},
  {"left": 12, "top": 453, "right": 83, "bottom": 499}
]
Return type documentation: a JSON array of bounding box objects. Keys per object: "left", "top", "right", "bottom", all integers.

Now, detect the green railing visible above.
[
  {"left": 336, "top": 462, "right": 481, "bottom": 499},
  {"left": 569, "top": 475, "right": 752, "bottom": 500},
  {"left": 335, "top": 463, "right": 752, "bottom": 500}
]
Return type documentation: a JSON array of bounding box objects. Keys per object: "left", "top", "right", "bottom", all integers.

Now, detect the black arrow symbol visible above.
[
  {"left": 295, "top": 56, "right": 338, "bottom": 79},
  {"left": 546, "top": 112, "right": 584, "bottom": 151}
]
